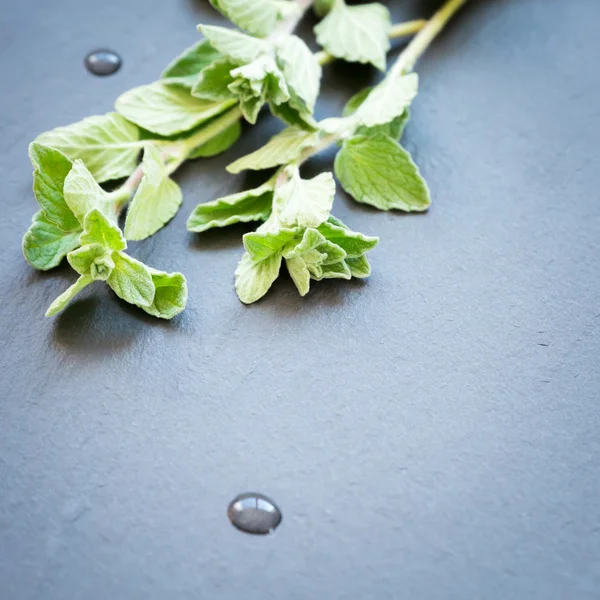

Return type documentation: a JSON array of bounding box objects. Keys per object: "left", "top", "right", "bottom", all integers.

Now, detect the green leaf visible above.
[
  {"left": 243, "top": 228, "right": 297, "bottom": 262},
  {"left": 46, "top": 275, "right": 94, "bottom": 317},
  {"left": 198, "top": 25, "right": 269, "bottom": 63},
  {"left": 314, "top": 0, "right": 335, "bottom": 17},
  {"left": 29, "top": 143, "right": 79, "bottom": 232},
  {"left": 107, "top": 252, "right": 155, "bottom": 308},
  {"left": 35, "top": 113, "right": 141, "bottom": 183},
  {"left": 124, "top": 145, "right": 183, "bottom": 241},
  {"left": 285, "top": 256, "right": 310, "bottom": 295},
  {"left": 63, "top": 160, "right": 114, "bottom": 225},
  {"left": 274, "top": 168, "right": 335, "bottom": 228},
  {"left": 353, "top": 73, "right": 418, "bottom": 129},
  {"left": 80, "top": 209, "right": 126, "bottom": 251},
  {"left": 317, "top": 220, "right": 378, "bottom": 257},
  {"left": 188, "top": 121, "right": 242, "bottom": 159},
  {"left": 187, "top": 182, "right": 273, "bottom": 232},
  {"left": 229, "top": 55, "right": 289, "bottom": 124},
  {"left": 312, "top": 260, "right": 352, "bottom": 280},
  {"left": 161, "top": 40, "right": 223, "bottom": 88},
  {"left": 191, "top": 58, "right": 237, "bottom": 102},
  {"left": 343, "top": 87, "right": 410, "bottom": 140},
  {"left": 268, "top": 99, "right": 317, "bottom": 130},
  {"left": 67, "top": 244, "right": 115, "bottom": 281},
  {"left": 209, "top": 0, "right": 299, "bottom": 38},
  {"left": 115, "top": 81, "right": 234, "bottom": 137},
  {"left": 335, "top": 133, "right": 430, "bottom": 211},
  {"left": 22, "top": 211, "right": 81, "bottom": 271},
  {"left": 235, "top": 251, "right": 282, "bottom": 304},
  {"left": 345, "top": 254, "right": 371, "bottom": 278},
  {"left": 227, "top": 127, "right": 318, "bottom": 173},
  {"left": 276, "top": 35, "right": 322, "bottom": 113},
  {"left": 143, "top": 269, "right": 188, "bottom": 319},
  {"left": 314, "top": 0, "right": 391, "bottom": 70}
]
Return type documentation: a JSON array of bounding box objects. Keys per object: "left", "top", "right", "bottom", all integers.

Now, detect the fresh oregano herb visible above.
[{"left": 22, "top": 0, "right": 467, "bottom": 318}]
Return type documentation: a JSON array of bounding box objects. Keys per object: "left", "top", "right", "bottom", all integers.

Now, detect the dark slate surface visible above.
[{"left": 1, "top": 1, "right": 599, "bottom": 598}]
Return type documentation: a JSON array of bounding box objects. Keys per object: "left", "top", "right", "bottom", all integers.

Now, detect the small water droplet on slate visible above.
[
  {"left": 227, "top": 492, "right": 282, "bottom": 535},
  {"left": 84, "top": 49, "right": 121, "bottom": 76}
]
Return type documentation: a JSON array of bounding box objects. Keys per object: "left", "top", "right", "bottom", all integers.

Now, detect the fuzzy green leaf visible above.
[
  {"left": 63, "top": 160, "right": 114, "bottom": 225},
  {"left": 209, "top": 0, "right": 299, "bottom": 38},
  {"left": 161, "top": 40, "right": 223, "bottom": 88},
  {"left": 187, "top": 182, "right": 273, "bottom": 233},
  {"left": 276, "top": 35, "right": 322, "bottom": 112},
  {"left": 343, "top": 87, "right": 410, "bottom": 140},
  {"left": 243, "top": 228, "right": 297, "bottom": 262},
  {"left": 317, "top": 220, "right": 378, "bottom": 257},
  {"left": 45, "top": 275, "right": 94, "bottom": 317},
  {"left": 268, "top": 99, "right": 317, "bottom": 130},
  {"left": 227, "top": 127, "right": 318, "bottom": 173},
  {"left": 115, "top": 81, "right": 233, "bottom": 137},
  {"left": 68, "top": 244, "right": 115, "bottom": 281},
  {"left": 143, "top": 269, "right": 188, "bottom": 319},
  {"left": 274, "top": 168, "right": 335, "bottom": 228},
  {"left": 345, "top": 254, "right": 371, "bottom": 278},
  {"left": 80, "top": 209, "right": 126, "bottom": 251},
  {"left": 35, "top": 113, "right": 141, "bottom": 183},
  {"left": 315, "top": 0, "right": 391, "bottom": 70},
  {"left": 29, "top": 143, "right": 79, "bottom": 231},
  {"left": 188, "top": 121, "right": 242, "bottom": 159},
  {"left": 124, "top": 145, "right": 183, "bottom": 241},
  {"left": 335, "top": 133, "right": 430, "bottom": 211},
  {"left": 191, "top": 58, "right": 237, "bottom": 102},
  {"left": 235, "top": 251, "right": 282, "bottom": 304},
  {"left": 22, "top": 211, "right": 81, "bottom": 271},
  {"left": 353, "top": 73, "right": 418, "bottom": 129},
  {"left": 198, "top": 25, "right": 269, "bottom": 63},
  {"left": 107, "top": 252, "right": 155, "bottom": 308}
]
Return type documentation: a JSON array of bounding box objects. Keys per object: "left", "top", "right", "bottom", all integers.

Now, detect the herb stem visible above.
[
  {"left": 314, "top": 19, "right": 427, "bottom": 66},
  {"left": 390, "top": 0, "right": 468, "bottom": 78}
]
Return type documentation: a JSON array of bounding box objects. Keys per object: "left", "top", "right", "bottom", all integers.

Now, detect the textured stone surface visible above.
[{"left": 1, "top": 1, "right": 599, "bottom": 598}]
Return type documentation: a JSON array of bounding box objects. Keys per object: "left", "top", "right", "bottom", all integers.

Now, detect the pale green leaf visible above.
[
  {"left": 22, "top": 211, "right": 81, "bottom": 271},
  {"left": 35, "top": 113, "right": 141, "bottom": 183},
  {"left": 285, "top": 256, "right": 310, "bottom": 295},
  {"left": 198, "top": 25, "right": 269, "bottom": 63},
  {"left": 274, "top": 168, "right": 335, "bottom": 228},
  {"left": 124, "top": 145, "right": 183, "bottom": 241},
  {"left": 80, "top": 209, "right": 126, "bottom": 251},
  {"left": 343, "top": 87, "right": 410, "bottom": 140},
  {"left": 45, "top": 275, "right": 94, "bottom": 317},
  {"left": 353, "top": 73, "right": 418, "bottom": 128},
  {"left": 243, "top": 228, "right": 297, "bottom": 262},
  {"left": 188, "top": 121, "right": 242, "bottom": 158},
  {"left": 335, "top": 133, "right": 430, "bottom": 211},
  {"left": 63, "top": 160, "right": 114, "bottom": 225},
  {"left": 67, "top": 244, "right": 115, "bottom": 281},
  {"left": 187, "top": 182, "right": 273, "bottom": 233},
  {"left": 115, "top": 81, "right": 234, "bottom": 137},
  {"left": 107, "top": 252, "right": 155, "bottom": 308},
  {"left": 209, "top": 0, "right": 299, "bottom": 38},
  {"left": 314, "top": 0, "right": 335, "bottom": 17},
  {"left": 161, "top": 40, "right": 223, "bottom": 88},
  {"left": 315, "top": 0, "right": 391, "bottom": 70},
  {"left": 227, "top": 127, "right": 318, "bottom": 173},
  {"left": 312, "top": 260, "right": 352, "bottom": 280},
  {"left": 143, "top": 269, "right": 188, "bottom": 319},
  {"left": 317, "top": 220, "right": 378, "bottom": 257},
  {"left": 268, "top": 98, "right": 317, "bottom": 130},
  {"left": 235, "top": 251, "right": 282, "bottom": 304},
  {"left": 29, "top": 143, "right": 79, "bottom": 232},
  {"left": 276, "top": 35, "right": 322, "bottom": 112},
  {"left": 191, "top": 58, "right": 237, "bottom": 101},
  {"left": 345, "top": 254, "right": 371, "bottom": 278}
]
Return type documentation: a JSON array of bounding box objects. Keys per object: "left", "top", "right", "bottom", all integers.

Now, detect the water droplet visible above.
[
  {"left": 84, "top": 49, "right": 121, "bottom": 76},
  {"left": 227, "top": 492, "right": 282, "bottom": 535}
]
